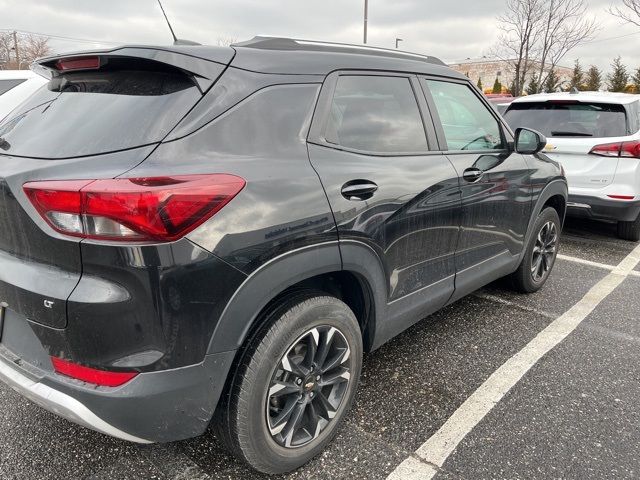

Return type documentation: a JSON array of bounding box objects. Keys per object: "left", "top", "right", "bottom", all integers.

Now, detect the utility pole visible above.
[
  {"left": 12, "top": 31, "right": 20, "bottom": 69},
  {"left": 363, "top": 0, "right": 368, "bottom": 44}
]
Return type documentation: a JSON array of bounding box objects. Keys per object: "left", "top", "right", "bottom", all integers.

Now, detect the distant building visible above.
[{"left": 448, "top": 58, "right": 572, "bottom": 93}]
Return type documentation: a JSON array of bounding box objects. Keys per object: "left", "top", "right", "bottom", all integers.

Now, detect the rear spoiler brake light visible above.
[{"left": 55, "top": 56, "right": 101, "bottom": 72}]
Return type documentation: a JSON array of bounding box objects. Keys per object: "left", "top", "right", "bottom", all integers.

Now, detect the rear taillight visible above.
[
  {"left": 24, "top": 174, "right": 245, "bottom": 242},
  {"left": 589, "top": 141, "right": 640, "bottom": 159},
  {"left": 620, "top": 141, "right": 640, "bottom": 158},
  {"left": 51, "top": 357, "right": 137, "bottom": 387}
]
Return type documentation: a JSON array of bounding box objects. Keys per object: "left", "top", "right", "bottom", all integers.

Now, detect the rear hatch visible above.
[
  {"left": 0, "top": 46, "right": 232, "bottom": 329},
  {"left": 504, "top": 100, "right": 631, "bottom": 188}
]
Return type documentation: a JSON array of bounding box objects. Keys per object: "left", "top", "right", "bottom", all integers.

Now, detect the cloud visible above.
[{"left": 1, "top": 0, "right": 638, "bottom": 73}]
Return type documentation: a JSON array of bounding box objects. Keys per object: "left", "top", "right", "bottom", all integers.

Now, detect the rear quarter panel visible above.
[{"left": 128, "top": 80, "right": 338, "bottom": 275}]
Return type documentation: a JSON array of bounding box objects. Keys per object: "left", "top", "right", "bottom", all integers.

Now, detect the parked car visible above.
[
  {"left": 486, "top": 93, "right": 516, "bottom": 115},
  {"left": 0, "top": 70, "right": 47, "bottom": 121},
  {"left": 0, "top": 37, "right": 567, "bottom": 474},
  {"left": 503, "top": 91, "right": 640, "bottom": 241}
]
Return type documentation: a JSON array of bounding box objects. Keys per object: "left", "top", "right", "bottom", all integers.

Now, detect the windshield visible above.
[
  {"left": 504, "top": 101, "right": 629, "bottom": 138},
  {"left": 0, "top": 59, "right": 201, "bottom": 159}
]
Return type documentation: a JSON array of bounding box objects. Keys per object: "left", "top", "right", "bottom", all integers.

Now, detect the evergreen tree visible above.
[
  {"left": 477, "top": 77, "right": 483, "bottom": 90},
  {"left": 632, "top": 67, "right": 640, "bottom": 94},
  {"left": 585, "top": 65, "right": 602, "bottom": 91},
  {"left": 569, "top": 59, "right": 585, "bottom": 91},
  {"left": 492, "top": 77, "right": 502, "bottom": 94},
  {"left": 544, "top": 69, "right": 561, "bottom": 93},
  {"left": 525, "top": 74, "right": 540, "bottom": 95},
  {"left": 608, "top": 57, "right": 629, "bottom": 92}
]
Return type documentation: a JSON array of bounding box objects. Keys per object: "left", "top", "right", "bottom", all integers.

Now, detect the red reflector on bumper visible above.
[
  {"left": 607, "top": 195, "right": 635, "bottom": 200},
  {"left": 51, "top": 357, "right": 138, "bottom": 387}
]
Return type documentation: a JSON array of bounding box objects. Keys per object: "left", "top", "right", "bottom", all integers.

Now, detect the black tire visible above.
[
  {"left": 509, "top": 207, "right": 561, "bottom": 293},
  {"left": 213, "top": 291, "right": 363, "bottom": 474},
  {"left": 617, "top": 214, "right": 640, "bottom": 242}
]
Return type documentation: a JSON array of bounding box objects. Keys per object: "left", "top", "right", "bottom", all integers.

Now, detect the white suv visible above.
[
  {"left": 504, "top": 92, "right": 640, "bottom": 241},
  {"left": 0, "top": 70, "right": 47, "bottom": 122}
]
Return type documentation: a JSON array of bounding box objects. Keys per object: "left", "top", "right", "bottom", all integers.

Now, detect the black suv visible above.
[{"left": 0, "top": 37, "right": 566, "bottom": 474}]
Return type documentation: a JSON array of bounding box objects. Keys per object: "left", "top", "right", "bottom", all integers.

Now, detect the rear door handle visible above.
[
  {"left": 463, "top": 168, "right": 484, "bottom": 183},
  {"left": 341, "top": 180, "right": 378, "bottom": 200}
]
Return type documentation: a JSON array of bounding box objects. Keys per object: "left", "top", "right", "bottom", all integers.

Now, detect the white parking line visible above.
[
  {"left": 558, "top": 254, "right": 640, "bottom": 278},
  {"left": 473, "top": 293, "right": 555, "bottom": 320},
  {"left": 557, "top": 254, "right": 616, "bottom": 271},
  {"left": 387, "top": 243, "right": 640, "bottom": 480}
]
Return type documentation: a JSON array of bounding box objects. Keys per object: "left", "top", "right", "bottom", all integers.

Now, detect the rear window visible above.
[
  {"left": 0, "top": 79, "right": 26, "bottom": 96},
  {"left": 0, "top": 58, "right": 201, "bottom": 159},
  {"left": 504, "top": 101, "right": 629, "bottom": 138},
  {"left": 324, "top": 75, "right": 428, "bottom": 154}
]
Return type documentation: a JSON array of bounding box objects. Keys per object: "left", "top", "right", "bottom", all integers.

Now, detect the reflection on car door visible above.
[
  {"left": 307, "top": 72, "right": 461, "bottom": 314},
  {"left": 421, "top": 78, "right": 532, "bottom": 299}
]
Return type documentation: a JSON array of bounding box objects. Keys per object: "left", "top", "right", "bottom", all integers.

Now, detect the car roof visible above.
[
  {"left": 512, "top": 91, "right": 639, "bottom": 105},
  {"left": 231, "top": 36, "right": 461, "bottom": 77},
  {"left": 36, "top": 37, "right": 463, "bottom": 80},
  {"left": 0, "top": 70, "right": 41, "bottom": 81}
]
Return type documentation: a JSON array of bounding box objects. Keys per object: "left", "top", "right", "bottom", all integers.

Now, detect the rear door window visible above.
[
  {"left": 324, "top": 75, "right": 428, "bottom": 154},
  {"left": 0, "top": 58, "right": 202, "bottom": 159},
  {"left": 0, "top": 79, "right": 26, "bottom": 95},
  {"left": 424, "top": 80, "right": 505, "bottom": 151},
  {"left": 504, "top": 102, "right": 629, "bottom": 138}
]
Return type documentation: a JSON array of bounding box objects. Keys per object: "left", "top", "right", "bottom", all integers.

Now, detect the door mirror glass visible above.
[{"left": 514, "top": 127, "right": 546, "bottom": 155}]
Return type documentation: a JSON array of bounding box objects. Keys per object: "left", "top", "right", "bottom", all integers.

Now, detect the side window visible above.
[
  {"left": 632, "top": 100, "right": 640, "bottom": 134},
  {"left": 0, "top": 79, "right": 26, "bottom": 96},
  {"left": 324, "top": 75, "right": 428, "bottom": 154},
  {"left": 425, "top": 80, "right": 504, "bottom": 151}
]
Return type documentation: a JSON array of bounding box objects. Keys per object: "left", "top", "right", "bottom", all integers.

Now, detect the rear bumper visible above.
[
  {"left": 0, "top": 347, "right": 235, "bottom": 443},
  {"left": 567, "top": 195, "right": 640, "bottom": 222},
  {"left": 0, "top": 353, "right": 150, "bottom": 443}
]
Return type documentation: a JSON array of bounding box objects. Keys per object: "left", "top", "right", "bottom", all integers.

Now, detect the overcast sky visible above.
[{"left": 1, "top": 0, "right": 639, "bottom": 73}]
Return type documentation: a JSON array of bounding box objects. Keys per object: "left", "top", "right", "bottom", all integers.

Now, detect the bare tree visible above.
[
  {"left": 609, "top": 0, "right": 640, "bottom": 27},
  {"left": 534, "top": 0, "right": 597, "bottom": 91},
  {"left": 493, "top": 0, "right": 544, "bottom": 97},
  {"left": 21, "top": 34, "right": 53, "bottom": 64},
  {"left": 216, "top": 36, "right": 237, "bottom": 47},
  {"left": 0, "top": 32, "right": 52, "bottom": 69},
  {"left": 0, "top": 33, "right": 14, "bottom": 68},
  {"left": 494, "top": 0, "right": 597, "bottom": 95}
]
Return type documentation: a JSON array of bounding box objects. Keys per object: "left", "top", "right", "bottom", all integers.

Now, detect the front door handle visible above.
[
  {"left": 341, "top": 180, "right": 378, "bottom": 200},
  {"left": 463, "top": 167, "right": 484, "bottom": 183}
]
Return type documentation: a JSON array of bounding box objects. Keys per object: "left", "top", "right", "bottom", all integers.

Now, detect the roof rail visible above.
[{"left": 232, "top": 36, "right": 446, "bottom": 67}]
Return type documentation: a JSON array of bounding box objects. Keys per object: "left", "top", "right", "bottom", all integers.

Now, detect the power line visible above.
[
  {"left": 582, "top": 30, "right": 640, "bottom": 45},
  {"left": 0, "top": 28, "right": 122, "bottom": 46}
]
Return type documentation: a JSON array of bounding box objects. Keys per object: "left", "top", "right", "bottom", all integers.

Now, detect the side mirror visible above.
[{"left": 514, "top": 127, "right": 547, "bottom": 155}]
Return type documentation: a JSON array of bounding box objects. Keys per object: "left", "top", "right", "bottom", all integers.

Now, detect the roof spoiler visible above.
[{"left": 31, "top": 46, "right": 235, "bottom": 85}]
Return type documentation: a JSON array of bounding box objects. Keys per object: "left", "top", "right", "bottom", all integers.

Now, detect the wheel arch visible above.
[
  {"left": 542, "top": 193, "right": 567, "bottom": 225},
  {"left": 206, "top": 241, "right": 387, "bottom": 355},
  {"left": 519, "top": 179, "right": 568, "bottom": 263}
]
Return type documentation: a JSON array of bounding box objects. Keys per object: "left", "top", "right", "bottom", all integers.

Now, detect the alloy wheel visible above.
[
  {"left": 531, "top": 220, "right": 558, "bottom": 282},
  {"left": 266, "top": 325, "right": 352, "bottom": 448}
]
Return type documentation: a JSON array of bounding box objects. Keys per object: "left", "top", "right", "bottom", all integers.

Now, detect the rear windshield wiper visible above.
[{"left": 550, "top": 131, "right": 593, "bottom": 137}]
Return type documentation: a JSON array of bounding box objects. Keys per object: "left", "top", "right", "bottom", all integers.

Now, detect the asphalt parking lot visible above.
[{"left": 1, "top": 217, "right": 639, "bottom": 480}]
